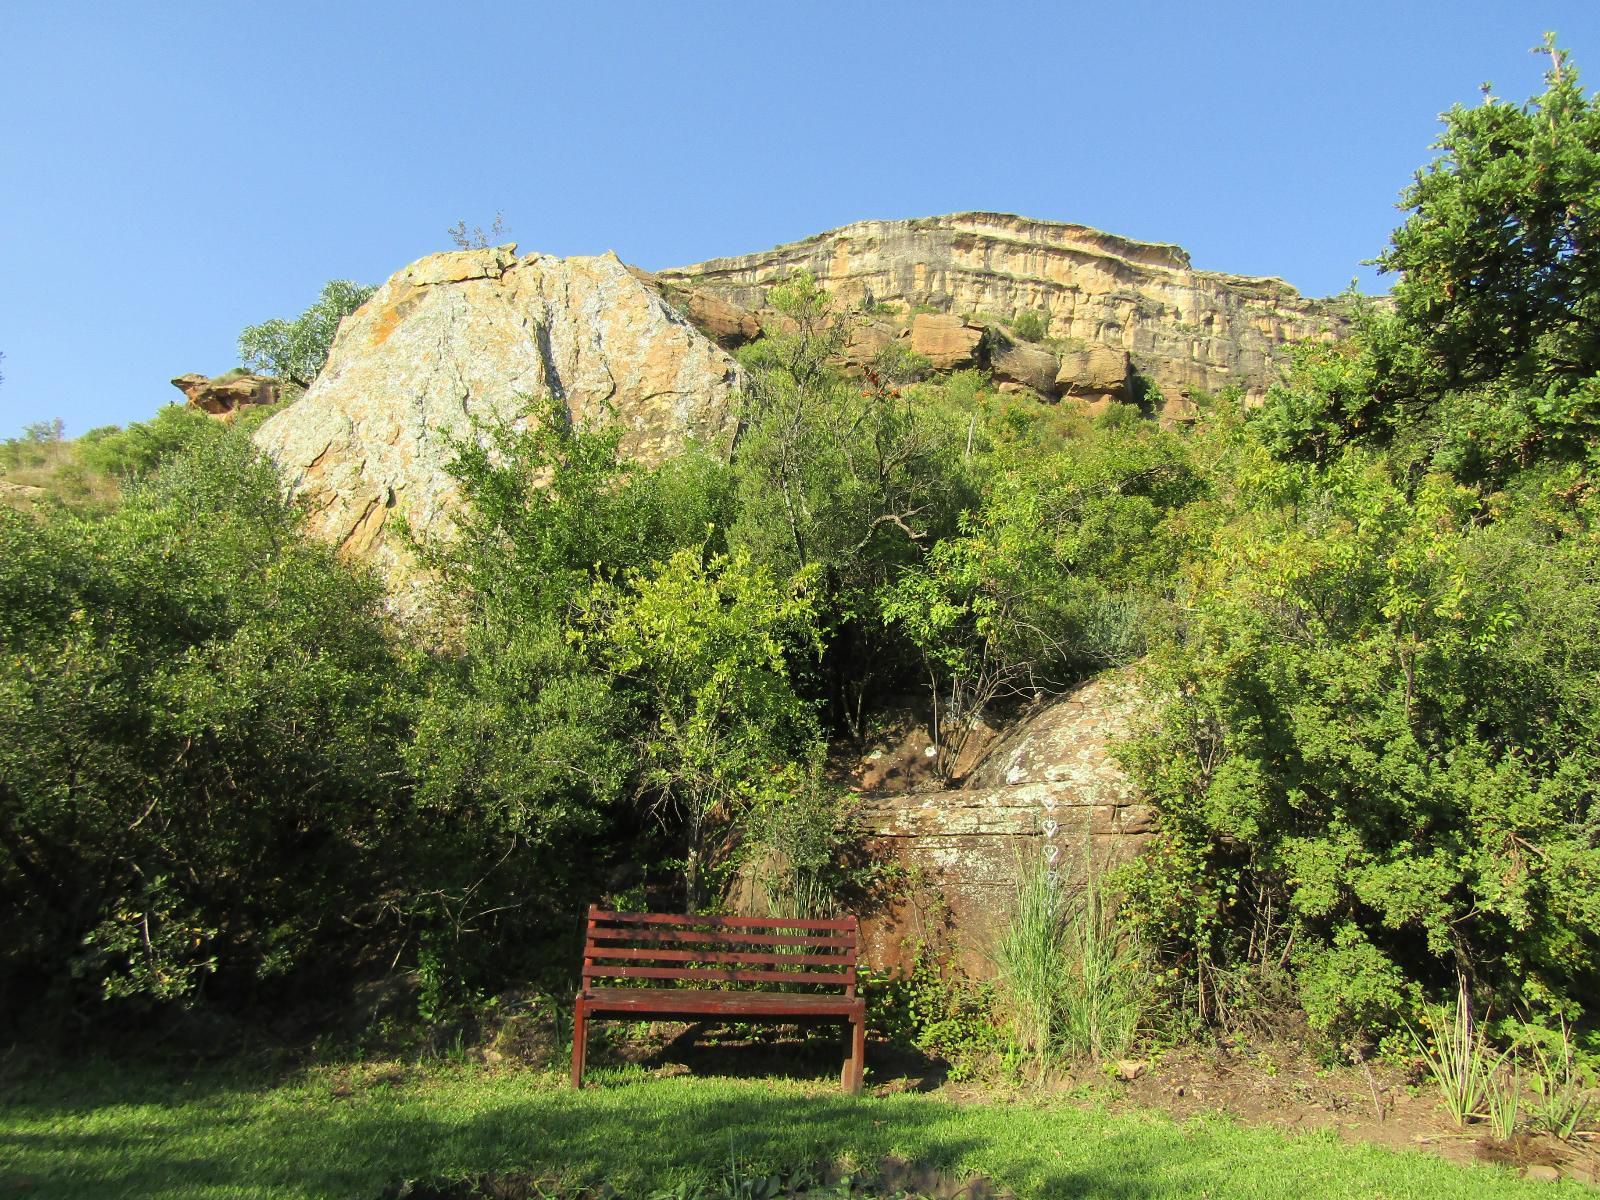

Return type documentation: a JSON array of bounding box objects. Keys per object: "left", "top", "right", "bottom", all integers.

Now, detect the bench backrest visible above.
[{"left": 581, "top": 907, "right": 858, "bottom": 996}]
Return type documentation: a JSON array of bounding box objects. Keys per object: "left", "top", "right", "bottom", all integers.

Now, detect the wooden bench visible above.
[{"left": 571, "top": 906, "right": 866, "bottom": 1094}]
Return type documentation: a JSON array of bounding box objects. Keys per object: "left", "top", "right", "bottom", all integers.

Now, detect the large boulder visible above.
[
  {"left": 1055, "top": 346, "right": 1132, "bottom": 407},
  {"left": 252, "top": 245, "right": 743, "bottom": 606},
  {"left": 989, "top": 338, "right": 1061, "bottom": 396},
  {"left": 908, "top": 313, "right": 984, "bottom": 370},
  {"left": 837, "top": 320, "right": 899, "bottom": 372},
  {"left": 852, "top": 671, "right": 1151, "bottom": 976}
]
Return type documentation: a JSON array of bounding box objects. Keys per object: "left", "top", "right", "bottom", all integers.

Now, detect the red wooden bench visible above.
[{"left": 571, "top": 906, "right": 866, "bottom": 1094}]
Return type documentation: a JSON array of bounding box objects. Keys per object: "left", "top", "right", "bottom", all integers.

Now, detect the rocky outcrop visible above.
[
  {"left": 658, "top": 212, "right": 1347, "bottom": 409},
  {"left": 650, "top": 280, "right": 762, "bottom": 347},
  {"left": 171, "top": 372, "right": 281, "bottom": 421},
  {"left": 1056, "top": 347, "right": 1132, "bottom": 409},
  {"left": 252, "top": 246, "right": 744, "bottom": 606},
  {"left": 990, "top": 337, "right": 1062, "bottom": 396},
  {"left": 907, "top": 313, "right": 984, "bottom": 370},
  {"left": 853, "top": 671, "right": 1151, "bottom": 976},
  {"left": 0, "top": 480, "right": 47, "bottom": 509}
]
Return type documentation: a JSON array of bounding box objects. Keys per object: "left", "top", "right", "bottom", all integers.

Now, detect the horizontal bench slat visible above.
[
  {"left": 587, "top": 927, "right": 856, "bottom": 949},
  {"left": 588, "top": 908, "right": 854, "bottom": 932},
  {"left": 588, "top": 946, "right": 852, "bottom": 968},
  {"left": 583, "top": 964, "right": 855, "bottom": 986},
  {"left": 579, "top": 987, "right": 864, "bottom": 1019}
]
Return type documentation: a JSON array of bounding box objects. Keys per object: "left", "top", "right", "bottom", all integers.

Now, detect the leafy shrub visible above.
[
  {"left": 862, "top": 947, "right": 997, "bottom": 1078},
  {"left": 1120, "top": 413, "right": 1600, "bottom": 1045},
  {"left": 0, "top": 429, "right": 413, "bottom": 1020},
  {"left": 1008, "top": 310, "right": 1049, "bottom": 342}
]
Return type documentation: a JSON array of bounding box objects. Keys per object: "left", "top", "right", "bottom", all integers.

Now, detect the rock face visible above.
[
  {"left": 989, "top": 337, "right": 1061, "bottom": 395},
  {"left": 853, "top": 671, "right": 1152, "bottom": 976},
  {"left": 1056, "top": 347, "right": 1132, "bottom": 408},
  {"left": 907, "top": 313, "right": 984, "bottom": 370},
  {"left": 658, "top": 212, "right": 1347, "bottom": 409},
  {"left": 171, "top": 372, "right": 281, "bottom": 421},
  {"left": 252, "top": 246, "right": 744, "bottom": 602}
]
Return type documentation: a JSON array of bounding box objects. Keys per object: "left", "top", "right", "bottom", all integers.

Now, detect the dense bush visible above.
[
  {"left": 0, "top": 430, "right": 414, "bottom": 1022},
  {"left": 8, "top": 41, "right": 1597, "bottom": 1061},
  {"left": 1120, "top": 413, "right": 1600, "bottom": 1046},
  {"left": 1119, "top": 44, "right": 1600, "bottom": 1051}
]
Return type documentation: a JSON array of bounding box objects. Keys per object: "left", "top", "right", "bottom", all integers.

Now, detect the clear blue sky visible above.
[{"left": 3, "top": 1, "right": 1597, "bottom": 439}]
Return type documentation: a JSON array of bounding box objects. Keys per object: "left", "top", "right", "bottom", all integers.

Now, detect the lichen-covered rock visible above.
[
  {"left": 252, "top": 246, "right": 743, "bottom": 605},
  {"left": 659, "top": 212, "right": 1347, "bottom": 405},
  {"left": 171, "top": 372, "right": 281, "bottom": 421},
  {"left": 854, "top": 671, "right": 1151, "bottom": 975}
]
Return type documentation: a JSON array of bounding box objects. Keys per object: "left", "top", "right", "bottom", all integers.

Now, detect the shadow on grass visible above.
[
  {"left": 3, "top": 1072, "right": 1172, "bottom": 1200},
  {"left": 629, "top": 1026, "right": 949, "bottom": 1093}
]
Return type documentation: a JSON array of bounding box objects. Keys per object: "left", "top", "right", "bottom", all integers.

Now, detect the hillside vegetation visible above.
[{"left": 2, "top": 41, "right": 1598, "bottom": 1106}]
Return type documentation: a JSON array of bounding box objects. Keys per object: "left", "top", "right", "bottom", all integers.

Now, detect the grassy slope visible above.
[{"left": 1, "top": 1063, "right": 1574, "bottom": 1200}]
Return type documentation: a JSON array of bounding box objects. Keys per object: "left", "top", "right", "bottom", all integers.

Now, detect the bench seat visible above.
[
  {"left": 580, "top": 986, "right": 866, "bottom": 1020},
  {"left": 571, "top": 907, "right": 866, "bottom": 1093}
]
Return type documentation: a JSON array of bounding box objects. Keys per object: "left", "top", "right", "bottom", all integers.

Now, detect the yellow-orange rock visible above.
[
  {"left": 990, "top": 338, "right": 1061, "bottom": 395},
  {"left": 171, "top": 372, "right": 281, "bottom": 421},
  {"left": 1056, "top": 346, "right": 1132, "bottom": 404},
  {"left": 908, "top": 313, "right": 984, "bottom": 370},
  {"left": 252, "top": 245, "right": 743, "bottom": 609},
  {"left": 659, "top": 212, "right": 1347, "bottom": 406}
]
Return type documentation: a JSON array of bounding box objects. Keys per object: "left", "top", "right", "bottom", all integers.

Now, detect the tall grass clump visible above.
[
  {"left": 994, "top": 856, "right": 1067, "bottom": 1072},
  {"left": 1056, "top": 867, "right": 1145, "bottom": 1062},
  {"left": 994, "top": 852, "right": 1145, "bottom": 1073},
  {"left": 1528, "top": 1021, "right": 1594, "bottom": 1140},
  {"left": 1407, "top": 978, "right": 1501, "bottom": 1128}
]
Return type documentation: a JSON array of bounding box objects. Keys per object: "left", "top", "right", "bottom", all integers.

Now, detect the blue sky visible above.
[{"left": 3, "top": 1, "right": 1598, "bottom": 438}]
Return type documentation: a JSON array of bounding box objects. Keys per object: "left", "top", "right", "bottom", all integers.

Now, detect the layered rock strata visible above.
[
  {"left": 252, "top": 245, "right": 744, "bottom": 606},
  {"left": 659, "top": 212, "right": 1346, "bottom": 409},
  {"left": 853, "top": 671, "right": 1151, "bottom": 976}
]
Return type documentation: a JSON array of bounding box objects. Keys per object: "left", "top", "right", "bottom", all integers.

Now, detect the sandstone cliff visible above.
[
  {"left": 658, "top": 212, "right": 1347, "bottom": 412},
  {"left": 252, "top": 245, "right": 743, "bottom": 603}
]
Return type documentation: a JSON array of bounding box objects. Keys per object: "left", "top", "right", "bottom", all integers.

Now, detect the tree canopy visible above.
[{"left": 237, "top": 278, "right": 375, "bottom": 393}]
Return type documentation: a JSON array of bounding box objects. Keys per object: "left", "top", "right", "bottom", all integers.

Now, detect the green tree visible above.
[
  {"left": 576, "top": 547, "right": 825, "bottom": 908},
  {"left": 1119, "top": 409, "right": 1600, "bottom": 1046},
  {"left": 0, "top": 429, "right": 412, "bottom": 1018},
  {"left": 882, "top": 422, "right": 1199, "bottom": 777},
  {"left": 730, "top": 272, "right": 978, "bottom": 735},
  {"left": 1378, "top": 36, "right": 1600, "bottom": 396},
  {"left": 1260, "top": 39, "right": 1600, "bottom": 487},
  {"left": 237, "top": 279, "right": 376, "bottom": 393},
  {"left": 403, "top": 396, "right": 738, "bottom": 995}
]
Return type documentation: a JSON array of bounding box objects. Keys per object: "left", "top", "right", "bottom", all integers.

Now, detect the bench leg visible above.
[
  {"left": 570, "top": 1002, "right": 588, "bottom": 1089},
  {"left": 842, "top": 1015, "right": 865, "bottom": 1095}
]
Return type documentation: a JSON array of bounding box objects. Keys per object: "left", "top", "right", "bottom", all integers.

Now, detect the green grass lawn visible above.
[{"left": 0, "top": 1060, "right": 1579, "bottom": 1200}]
